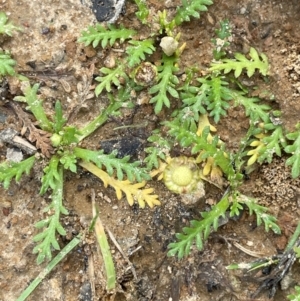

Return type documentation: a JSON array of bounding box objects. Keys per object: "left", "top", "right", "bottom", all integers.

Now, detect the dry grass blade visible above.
[{"left": 91, "top": 189, "right": 116, "bottom": 291}]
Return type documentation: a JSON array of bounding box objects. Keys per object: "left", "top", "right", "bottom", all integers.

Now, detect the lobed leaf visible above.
[
  {"left": 200, "top": 76, "right": 232, "bottom": 123},
  {"left": 247, "top": 124, "right": 286, "bottom": 166},
  {"left": 180, "top": 84, "right": 208, "bottom": 124},
  {"left": 210, "top": 47, "right": 269, "bottom": 77},
  {"left": 231, "top": 90, "right": 270, "bottom": 123},
  {"left": 0, "top": 156, "right": 35, "bottom": 189},
  {"left": 0, "top": 51, "right": 16, "bottom": 77},
  {"left": 40, "top": 156, "right": 60, "bottom": 194},
  {"left": 174, "top": 0, "right": 213, "bottom": 25},
  {"left": 59, "top": 151, "right": 77, "bottom": 173},
  {"left": 126, "top": 39, "right": 155, "bottom": 68},
  {"left": 165, "top": 119, "right": 233, "bottom": 176},
  {"left": 14, "top": 83, "right": 53, "bottom": 131},
  {"left": 149, "top": 54, "right": 179, "bottom": 114},
  {"left": 80, "top": 161, "right": 160, "bottom": 208},
  {"left": 144, "top": 130, "right": 171, "bottom": 170},
  {"left": 78, "top": 24, "right": 136, "bottom": 48},
  {"left": 285, "top": 125, "right": 300, "bottom": 178},
  {"left": 95, "top": 65, "right": 128, "bottom": 96},
  {"left": 33, "top": 166, "right": 68, "bottom": 264},
  {"left": 167, "top": 195, "right": 230, "bottom": 258},
  {"left": 240, "top": 194, "right": 281, "bottom": 234},
  {"left": 133, "top": 0, "right": 149, "bottom": 24},
  {"left": 0, "top": 12, "right": 21, "bottom": 36},
  {"left": 74, "top": 147, "right": 150, "bottom": 182}
]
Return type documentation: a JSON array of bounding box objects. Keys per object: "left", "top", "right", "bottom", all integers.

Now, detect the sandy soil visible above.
[{"left": 1, "top": 0, "right": 300, "bottom": 300}]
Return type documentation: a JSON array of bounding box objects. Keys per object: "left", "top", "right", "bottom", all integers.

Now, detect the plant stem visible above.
[
  {"left": 17, "top": 235, "right": 81, "bottom": 301},
  {"left": 77, "top": 101, "right": 122, "bottom": 142},
  {"left": 26, "top": 83, "right": 53, "bottom": 131}
]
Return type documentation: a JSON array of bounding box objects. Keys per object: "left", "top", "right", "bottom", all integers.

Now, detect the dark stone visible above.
[
  {"left": 100, "top": 136, "right": 143, "bottom": 158},
  {"left": 91, "top": 0, "right": 125, "bottom": 22}
]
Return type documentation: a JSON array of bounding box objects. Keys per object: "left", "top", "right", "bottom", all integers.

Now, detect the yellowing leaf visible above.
[{"left": 80, "top": 161, "right": 160, "bottom": 208}]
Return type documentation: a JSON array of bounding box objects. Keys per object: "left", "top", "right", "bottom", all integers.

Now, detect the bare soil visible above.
[{"left": 1, "top": 0, "right": 300, "bottom": 300}]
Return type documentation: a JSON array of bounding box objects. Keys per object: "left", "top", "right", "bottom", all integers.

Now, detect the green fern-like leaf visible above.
[
  {"left": 0, "top": 156, "right": 35, "bottom": 189},
  {"left": 168, "top": 195, "right": 229, "bottom": 258},
  {"left": 149, "top": 54, "right": 179, "bottom": 114},
  {"left": 144, "top": 147, "right": 163, "bottom": 170},
  {"left": 179, "top": 75, "right": 232, "bottom": 124},
  {"left": 40, "top": 156, "right": 60, "bottom": 194},
  {"left": 0, "top": 51, "right": 16, "bottom": 77},
  {"left": 74, "top": 147, "right": 150, "bottom": 182},
  {"left": 53, "top": 101, "right": 67, "bottom": 133},
  {"left": 33, "top": 165, "right": 69, "bottom": 264},
  {"left": 134, "top": 0, "right": 149, "bottom": 24},
  {"left": 0, "top": 12, "right": 21, "bottom": 36},
  {"left": 247, "top": 123, "right": 286, "bottom": 166},
  {"left": 95, "top": 65, "right": 128, "bottom": 96},
  {"left": 285, "top": 124, "right": 300, "bottom": 178},
  {"left": 144, "top": 130, "right": 171, "bottom": 170},
  {"left": 210, "top": 47, "right": 269, "bottom": 77},
  {"left": 240, "top": 194, "right": 281, "bottom": 234},
  {"left": 166, "top": 119, "right": 234, "bottom": 177},
  {"left": 59, "top": 151, "right": 77, "bottom": 173},
  {"left": 200, "top": 76, "right": 232, "bottom": 123},
  {"left": 232, "top": 90, "right": 270, "bottom": 123},
  {"left": 126, "top": 39, "right": 155, "bottom": 68},
  {"left": 174, "top": 0, "right": 213, "bottom": 25},
  {"left": 78, "top": 24, "right": 136, "bottom": 48},
  {"left": 168, "top": 191, "right": 280, "bottom": 258},
  {"left": 179, "top": 83, "right": 208, "bottom": 128},
  {"left": 14, "top": 83, "right": 53, "bottom": 131}
]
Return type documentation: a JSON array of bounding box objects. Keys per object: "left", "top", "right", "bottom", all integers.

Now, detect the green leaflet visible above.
[
  {"left": 134, "top": 0, "right": 149, "bottom": 24},
  {"left": 240, "top": 194, "right": 281, "bottom": 234},
  {"left": 168, "top": 191, "right": 281, "bottom": 258},
  {"left": 53, "top": 101, "right": 67, "bottom": 133},
  {"left": 78, "top": 24, "right": 136, "bottom": 48},
  {"left": 74, "top": 147, "right": 151, "bottom": 182},
  {"left": 33, "top": 165, "right": 69, "bottom": 264},
  {"left": 0, "top": 12, "right": 21, "bottom": 36},
  {"left": 198, "top": 76, "right": 232, "bottom": 123},
  {"left": 174, "top": 0, "right": 213, "bottom": 25},
  {"left": 126, "top": 39, "right": 155, "bottom": 68},
  {"left": 95, "top": 65, "right": 128, "bottom": 96},
  {"left": 231, "top": 90, "right": 271, "bottom": 123},
  {"left": 178, "top": 75, "right": 233, "bottom": 124},
  {"left": 0, "top": 156, "right": 35, "bottom": 189},
  {"left": 144, "top": 130, "right": 172, "bottom": 170},
  {"left": 285, "top": 124, "right": 300, "bottom": 178},
  {"left": 168, "top": 194, "right": 229, "bottom": 258},
  {"left": 259, "top": 124, "right": 286, "bottom": 163},
  {"left": 40, "top": 156, "right": 60, "bottom": 194},
  {"left": 166, "top": 119, "right": 233, "bottom": 177},
  {"left": 0, "top": 51, "right": 16, "bottom": 77},
  {"left": 210, "top": 47, "right": 269, "bottom": 77},
  {"left": 149, "top": 54, "right": 179, "bottom": 114},
  {"left": 59, "top": 151, "right": 77, "bottom": 173},
  {"left": 14, "top": 83, "right": 53, "bottom": 131}
]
